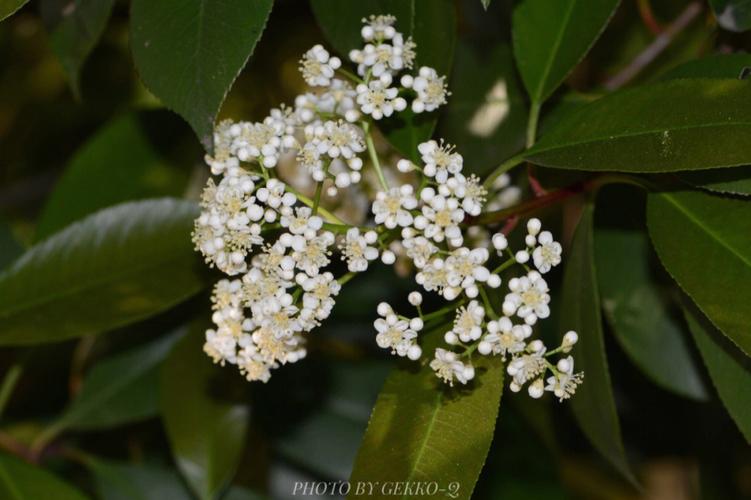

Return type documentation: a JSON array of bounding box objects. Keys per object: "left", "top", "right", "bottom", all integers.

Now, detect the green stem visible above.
[
  {"left": 338, "top": 271, "right": 357, "bottom": 285},
  {"left": 492, "top": 257, "right": 517, "bottom": 275},
  {"left": 312, "top": 181, "right": 324, "bottom": 215},
  {"left": 422, "top": 299, "right": 466, "bottom": 322},
  {"left": 478, "top": 286, "right": 499, "bottom": 321},
  {"left": 482, "top": 154, "right": 525, "bottom": 189},
  {"left": 285, "top": 185, "right": 344, "bottom": 225},
  {"left": 362, "top": 122, "right": 389, "bottom": 191},
  {"left": 526, "top": 101, "right": 541, "bottom": 148}
]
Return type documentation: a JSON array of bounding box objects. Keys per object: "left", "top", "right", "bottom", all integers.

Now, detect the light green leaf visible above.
[
  {"left": 47, "top": 0, "right": 116, "bottom": 97},
  {"left": 595, "top": 228, "right": 706, "bottom": 400},
  {"left": 561, "top": 204, "right": 635, "bottom": 483},
  {"left": 647, "top": 190, "right": 751, "bottom": 356},
  {"left": 683, "top": 301, "right": 751, "bottom": 443},
  {"left": 36, "top": 112, "right": 189, "bottom": 240},
  {"left": 348, "top": 328, "right": 504, "bottom": 500},
  {"left": 311, "top": 0, "right": 456, "bottom": 161},
  {"left": 0, "top": 199, "right": 206, "bottom": 346},
  {"left": 710, "top": 0, "right": 751, "bottom": 32},
  {"left": 512, "top": 0, "right": 619, "bottom": 104},
  {"left": 54, "top": 331, "right": 184, "bottom": 434},
  {"left": 526, "top": 79, "right": 751, "bottom": 172},
  {"left": 130, "top": 0, "right": 274, "bottom": 150},
  {"left": 161, "top": 324, "right": 249, "bottom": 500},
  {"left": 0, "top": 452, "right": 89, "bottom": 499},
  {"left": 0, "top": 0, "right": 28, "bottom": 22},
  {"left": 659, "top": 53, "right": 751, "bottom": 80},
  {"left": 438, "top": 42, "right": 527, "bottom": 176}
]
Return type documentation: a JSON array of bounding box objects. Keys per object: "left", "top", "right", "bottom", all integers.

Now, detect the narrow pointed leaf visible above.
[
  {"left": 161, "top": 324, "right": 249, "bottom": 500},
  {"left": 0, "top": 199, "right": 205, "bottom": 345},
  {"left": 526, "top": 79, "right": 751, "bottom": 172},
  {"left": 659, "top": 53, "right": 751, "bottom": 80},
  {"left": 595, "top": 229, "right": 706, "bottom": 400},
  {"left": 0, "top": 453, "right": 89, "bottom": 499},
  {"left": 348, "top": 328, "right": 504, "bottom": 500},
  {"left": 0, "top": 0, "right": 28, "bottom": 22},
  {"left": 561, "top": 204, "right": 635, "bottom": 483},
  {"left": 47, "top": 0, "right": 117, "bottom": 97},
  {"left": 512, "top": 0, "right": 619, "bottom": 104},
  {"left": 647, "top": 190, "right": 751, "bottom": 356},
  {"left": 683, "top": 301, "right": 751, "bottom": 443},
  {"left": 709, "top": 0, "right": 751, "bottom": 32},
  {"left": 130, "top": 0, "right": 274, "bottom": 150}
]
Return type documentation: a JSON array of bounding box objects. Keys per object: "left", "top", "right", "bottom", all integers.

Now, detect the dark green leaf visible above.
[
  {"left": 438, "top": 42, "right": 527, "bottom": 176},
  {"left": 595, "top": 228, "right": 706, "bottom": 400},
  {"left": 683, "top": 301, "right": 751, "bottom": 443},
  {"left": 161, "top": 323, "right": 249, "bottom": 500},
  {"left": 0, "top": 453, "right": 89, "bottom": 499},
  {"left": 47, "top": 0, "right": 116, "bottom": 97},
  {"left": 512, "top": 0, "right": 619, "bottom": 104},
  {"left": 348, "top": 328, "right": 503, "bottom": 500},
  {"left": 0, "top": 222, "right": 23, "bottom": 271},
  {"left": 130, "top": 0, "right": 274, "bottom": 150},
  {"left": 561, "top": 204, "right": 635, "bottom": 483},
  {"left": 659, "top": 53, "right": 751, "bottom": 80},
  {"left": 0, "top": 0, "right": 28, "bottom": 22},
  {"left": 679, "top": 167, "right": 751, "bottom": 196},
  {"left": 87, "top": 458, "right": 192, "bottom": 500},
  {"left": 647, "top": 190, "right": 751, "bottom": 356},
  {"left": 526, "top": 79, "right": 751, "bottom": 172},
  {"left": 709, "top": 0, "right": 751, "bottom": 32},
  {"left": 36, "top": 112, "right": 189, "bottom": 240},
  {"left": 52, "top": 330, "right": 184, "bottom": 434},
  {"left": 311, "top": 0, "right": 456, "bottom": 160},
  {"left": 0, "top": 199, "right": 206, "bottom": 345}
]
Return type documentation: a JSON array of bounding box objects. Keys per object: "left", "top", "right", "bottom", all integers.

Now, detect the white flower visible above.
[
  {"left": 545, "top": 356, "right": 584, "bottom": 401},
  {"left": 430, "top": 348, "right": 474, "bottom": 385},
  {"left": 503, "top": 271, "right": 551, "bottom": 325},
  {"left": 450, "top": 300, "right": 485, "bottom": 343},
  {"left": 372, "top": 185, "right": 417, "bottom": 229},
  {"left": 402, "top": 234, "right": 438, "bottom": 268},
  {"left": 414, "top": 194, "right": 465, "bottom": 244},
  {"left": 230, "top": 121, "right": 284, "bottom": 168},
  {"left": 402, "top": 66, "right": 449, "bottom": 113},
  {"left": 301, "top": 272, "right": 341, "bottom": 321},
  {"left": 356, "top": 79, "right": 406, "bottom": 119},
  {"left": 340, "top": 228, "right": 379, "bottom": 272},
  {"left": 350, "top": 33, "right": 416, "bottom": 77},
  {"left": 236, "top": 346, "right": 274, "bottom": 382},
  {"left": 445, "top": 174, "right": 486, "bottom": 216},
  {"left": 418, "top": 140, "right": 463, "bottom": 183},
  {"left": 309, "top": 120, "right": 365, "bottom": 160},
  {"left": 300, "top": 44, "right": 341, "bottom": 87},
  {"left": 532, "top": 231, "right": 562, "bottom": 274},
  {"left": 507, "top": 350, "right": 546, "bottom": 390},
  {"left": 290, "top": 231, "right": 335, "bottom": 277},
  {"left": 374, "top": 314, "right": 417, "bottom": 357},
  {"left": 360, "top": 14, "right": 398, "bottom": 41},
  {"left": 279, "top": 206, "right": 323, "bottom": 237},
  {"left": 444, "top": 247, "right": 491, "bottom": 298}
]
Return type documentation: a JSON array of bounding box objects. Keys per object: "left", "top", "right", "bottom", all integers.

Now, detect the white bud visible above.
[
  {"left": 527, "top": 218, "right": 542, "bottom": 236},
  {"left": 409, "top": 317, "right": 423, "bottom": 331},
  {"left": 381, "top": 250, "right": 396, "bottom": 265},
  {"left": 486, "top": 274, "right": 501, "bottom": 288},
  {"left": 377, "top": 302, "right": 391, "bottom": 317},
  {"left": 515, "top": 250, "right": 530, "bottom": 264},
  {"left": 407, "top": 344, "right": 422, "bottom": 361},
  {"left": 557, "top": 358, "right": 571, "bottom": 374},
  {"left": 525, "top": 234, "right": 537, "bottom": 247},
  {"left": 478, "top": 341, "right": 492, "bottom": 355},
  {"left": 444, "top": 331, "right": 458, "bottom": 345},
  {"left": 528, "top": 379, "right": 544, "bottom": 399},
  {"left": 408, "top": 291, "right": 423, "bottom": 306},
  {"left": 492, "top": 233, "right": 508, "bottom": 251}
]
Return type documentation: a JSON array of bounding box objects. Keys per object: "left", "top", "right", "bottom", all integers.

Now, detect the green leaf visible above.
[
  {"left": 161, "top": 323, "right": 249, "bottom": 500},
  {"left": 36, "top": 112, "right": 189, "bottom": 240},
  {"left": 595, "top": 228, "right": 707, "bottom": 400},
  {"left": 54, "top": 331, "right": 184, "bottom": 434},
  {"left": 0, "top": 452, "right": 89, "bottom": 499},
  {"left": 86, "top": 458, "right": 192, "bottom": 500},
  {"left": 561, "top": 204, "right": 635, "bottom": 483},
  {"left": 130, "top": 0, "right": 274, "bottom": 150},
  {"left": 659, "top": 53, "right": 751, "bottom": 80},
  {"left": 525, "top": 79, "right": 751, "bottom": 172},
  {"left": 311, "top": 0, "right": 456, "bottom": 160},
  {"left": 647, "top": 190, "right": 751, "bottom": 356},
  {"left": 512, "top": 0, "right": 619, "bottom": 104},
  {"left": 481, "top": 0, "right": 492, "bottom": 9},
  {"left": 0, "top": 199, "right": 206, "bottom": 346},
  {"left": 0, "top": 222, "right": 23, "bottom": 271},
  {"left": 679, "top": 167, "right": 751, "bottom": 196},
  {"left": 709, "top": 0, "right": 751, "bottom": 32},
  {"left": 683, "top": 301, "right": 751, "bottom": 443},
  {"left": 438, "top": 42, "right": 527, "bottom": 176},
  {"left": 0, "top": 0, "right": 28, "bottom": 22},
  {"left": 46, "top": 0, "right": 116, "bottom": 97},
  {"left": 348, "top": 328, "right": 504, "bottom": 500}
]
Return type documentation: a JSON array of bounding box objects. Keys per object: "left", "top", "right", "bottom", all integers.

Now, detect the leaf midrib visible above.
[
  {"left": 0, "top": 464, "right": 22, "bottom": 500},
  {"left": 400, "top": 389, "right": 443, "bottom": 499},
  {"left": 532, "top": 0, "right": 576, "bottom": 102}
]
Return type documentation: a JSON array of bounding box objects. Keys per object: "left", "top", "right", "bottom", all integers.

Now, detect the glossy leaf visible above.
[
  {"left": 161, "top": 324, "right": 249, "bottom": 500},
  {"left": 647, "top": 190, "right": 751, "bottom": 356},
  {"left": 595, "top": 229, "right": 706, "bottom": 400},
  {"left": 512, "top": 0, "right": 619, "bottom": 104},
  {"left": 0, "top": 199, "right": 205, "bottom": 345},
  {"left": 679, "top": 167, "right": 751, "bottom": 196},
  {"left": 36, "top": 112, "right": 189, "bottom": 240},
  {"left": 0, "top": 0, "right": 28, "bottom": 22},
  {"left": 683, "top": 301, "right": 751, "bottom": 443},
  {"left": 438, "top": 42, "right": 527, "bottom": 176},
  {"left": 526, "top": 79, "right": 751, "bottom": 172},
  {"left": 659, "top": 53, "right": 751, "bottom": 80},
  {"left": 311, "top": 0, "right": 456, "bottom": 160},
  {"left": 348, "top": 328, "right": 504, "bottom": 500},
  {"left": 0, "top": 453, "right": 89, "bottom": 499},
  {"left": 710, "top": 0, "right": 751, "bottom": 32},
  {"left": 130, "top": 0, "right": 274, "bottom": 150},
  {"left": 0, "top": 222, "right": 22, "bottom": 270},
  {"left": 47, "top": 0, "right": 116, "bottom": 97},
  {"left": 561, "top": 205, "right": 635, "bottom": 483},
  {"left": 53, "top": 331, "right": 183, "bottom": 434}
]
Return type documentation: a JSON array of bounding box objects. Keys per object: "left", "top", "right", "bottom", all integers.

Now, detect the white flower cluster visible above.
[{"left": 192, "top": 14, "right": 583, "bottom": 402}]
